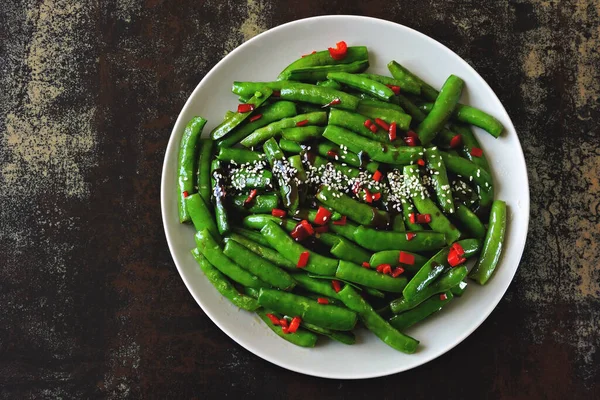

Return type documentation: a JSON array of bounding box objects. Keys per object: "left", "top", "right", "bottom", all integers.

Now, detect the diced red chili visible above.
[
  {"left": 323, "top": 98, "right": 341, "bottom": 108},
  {"left": 391, "top": 267, "right": 405, "bottom": 278},
  {"left": 314, "top": 206, "right": 332, "bottom": 225},
  {"left": 372, "top": 170, "right": 382, "bottom": 182},
  {"left": 439, "top": 293, "right": 448, "bottom": 301},
  {"left": 389, "top": 122, "right": 397, "bottom": 141},
  {"left": 404, "top": 136, "right": 417, "bottom": 146},
  {"left": 364, "top": 188, "right": 373, "bottom": 203},
  {"left": 331, "top": 280, "right": 342, "bottom": 293},
  {"left": 373, "top": 192, "right": 381, "bottom": 201},
  {"left": 295, "top": 119, "right": 309, "bottom": 127},
  {"left": 326, "top": 150, "right": 338, "bottom": 158},
  {"left": 416, "top": 213, "right": 432, "bottom": 224},
  {"left": 297, "top": 251, "right": 310, "bottom": 268},
  {"left": 450, "top": 134, "right": 462, "bottom": 148},
  {"left": 272, "top": 90, "right": 281, "bottom": 97},
  {"left": 183, "top": 190, "right": 189, "bottom": 198},
  {"left": 369, "top": 124, "right": 378, "bottom": 133},
  {"left": 375, "top": 118, "right": 390, "bottom": 131},
  {"left": 471, "top": 147, "right": 483, "bottom": 157},
  {"left": 237, "top": 103, "right": 255, "bottom": 113},
  {"left": 317, "top": 297, "right": 329, "bottom": 305},
  {"left": 314, "top": 225, "right": 329, "bottom": 234},
  {"left": 398, "top": 251, "right": 415, "bottom": 265},
  {"left": 279, "top": 318, "right": 289, "bottom": 328},
  {"left": 406, "top": 131, "right": 419, "bottom": 140},
  {"left": 249, "top": 114, "right": 262, "bottom": 122},
  {"left": 451, "top": 242, "right": 465, "bottom": 257},
  {"left": 266, "top": 313, "right": 280, "bottom": 325},
  {"left": 300, "top": 220, "right": 314, "bottom": 236},
  {"left": 361, "top": 262, "right": 371, "bottom": 268},
  {"left": 287, "top": 316, "right": 301, "bottom": 333},
  {"left": 409, "top": 212, "right": 416, "bottom": 224},
  {"left": 386, "top": 84, "right": 401, "bottom": 95},
  {"left": 406, "top": 232, "right": 416, "bottom": 241},
  {"left": 271, "top": 208, "right": 287, "bottom": 218},
  {"left": 291, "top": 223, "right": 309, "bottom": 241},
  {"left": 333, "top": 215, "right": 347, "bottom": 225},
  {"left": 244, "top": 189, "right": 258, "bottom": 205},
  {"left": 376, "top": 264, "right": 385, "bottom": 273},
  {"left": 447, "top": 250, "right": 466, "bottom": 267},
  {"left": 364, "top": 119, "right": 373, "bottom": 128},
  {"left": 376, "top": 264, "right": 391, "bottom": 274},
  {"left": 382, "top": 264, "right": 392, "bottom": 275},
  {"left": 417, "top": 158, "right": 425, "bottom": 166},
  {"left": 328, "top": 41, "right": 348, "bottom": 60}
]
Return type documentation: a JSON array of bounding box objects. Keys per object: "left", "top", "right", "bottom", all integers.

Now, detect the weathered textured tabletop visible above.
[{"left": 1, "top": 1, "right": 599, "bottom": 398}]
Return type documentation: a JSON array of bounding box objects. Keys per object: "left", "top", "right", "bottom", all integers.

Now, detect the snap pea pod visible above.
[
  {"left": 328, "top": 108, "right": 390, "bottom": 143},
  {"left": 357, "top": 73, "right": 421, "bottom": 95},
  {"left": 257, "top": 309, "right": 318, "bottom": 348},
  {"left": 389, "top": 291, "right": 453, "bottom": 331},
  {"left": 330, "top": 238, "right": 371, "bottom": 264},
  {"left": 404, "top": 165, "right": 461, "bottom": 244},
  {"left": 211, "top": 87, "right": 272, "bottom": 140},
  {"left": 338, "top": 285, "right": 419, "bottom": 353},
  {"left": 317, "top": 79, "right": 342, "bottom": 90},
  {"left": 390, "top": 266, "right": 468, "bottom": 313},
  {"left": 316, "top": 186, "right": 390, "bottom": 228},
  {"left": 287, "top": 60, "right": 370, "bottom": 82},
  {"left": 281, "top": 126, "right": 325, "bottom": 142},
  {"left": 195, "top": 229, "right": 267, "bottom": 288},
  {"left": 327, "top": 71, "right": 395, "bottom": 101},
  {"left": 300, "top": 321, "right": 356, "bottom": 345},
  {"left": 231, "top": 194, "right": 280, "bottom": 214},
  {"left": 424, "top": 147, "right": 455, "bottom": 214},
  {"left": 258, "top": 288, "right": 358, "bottom": 331},
  {"left": 242, "top": 214, "right": 295, "bottom": 231},
  {"left": 185, "top": 193, "right": 221, "bottom": 240},
  {"left": 264, "top": 138, "right": 300, "bottom": 213},
  {"left": 403, "top": 200, "right": 422, "bottom": 231},
  {"left": 293, "top": 274, "right": 342, "bottom": 300},
  {"left": 217, "top": 101, "right": 297, "bottom": 148},
  {"left": 329, "top": 220, "right": 361, "bottom": 242},
  {"left": 415, "top": 75, "right": 464, "bottom": 145},
  {"left": 336, "top": 261, "right": 408, "bottom": 293},
  {"left": 353, "top": 226, "right": 447, "bottom": 252},
  {"left": 223, "top": 239, "right": 295, "bottom": 290},
  {"left": 392, "top": 214, "right": 406, "bottom": 231},
  {"left": 323, "top": 125, "right": 423, "bottom": 165},
  {"left": 216, "top": 147, "right": 265, "bottom": 164},
  {"left": 232, "top": 227, "right": 273, "bottom": 248},
  {"left": 229, "top": 233, "right": 296, "bottom": 270},
  {"left": 277, "top": 46, "right": 369, "bottom": 80},
  {"left": 231, "top": 81, "right": 287, "bottom": 98},
  {"left": 402, "top": 239, "right": 481, "bottom": 301},
  {"left": 279, "top": 82, "right": 360, "bottom": 110},
  {"left": 369, "top": 250, "right": 429, "bottom": 274},
  {"left": 355, "top": 104, "right": 412, "bottom": 131},
  {"left": 211, "top": 160, "right": 230, "bottom": 235},
  {"left": 191, "top": 249, "right": 260, "bottom": 311},
  {"left": 452, "top": 203, "right": 486, "bottom": 240},
  {"left": 224, "top": 110, "right": 235, "bottom": 119},
  {"left": 451, "top": 280, "right": 468, "bottom": 296},
  {"left": 178, "top": 116, "right": 207, "bottom": 223},
  {"left": 278, "top": 139, "right": 303, "bottom": 153},
  {"left": 440, "top": 151, "right": 494, "bottom": 209},
  {"left": 359, "top": 98, "right": 405, "bottom": 112},
  {"left": 395, "top": 94, "right": 427, "bottom": 123},
  {"left": 230, "top": 168, "right": 273, "bottom": 190},
  {"left": 261, "top": 221, "right": 339, "bottom": 276},
  {"left": 469, "top": 200, "right": 507, "bottom": 285},
  {"left": 388, "top": 61, "right": 439, "bottom": 102},
  {"left": 241, "top": 111, "right": 327, "bottom": 148},
  {"left": 288, "top": 154, "right": 308, "bottom": 204},
  {"left": 196, "top": 139, "right": 213, "bottom": 204},
  {"left": 419, "top": 102, "right": 503, "bottom": 138},
  {"left": 449, "top": 123, "right": 491, "bottom": 172}
]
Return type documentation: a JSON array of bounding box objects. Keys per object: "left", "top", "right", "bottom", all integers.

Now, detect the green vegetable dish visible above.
[{"left": 176, "top": 42, "right": 508, "bottom": 353}]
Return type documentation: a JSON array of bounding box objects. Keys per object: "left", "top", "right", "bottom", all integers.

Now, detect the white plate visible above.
[{"left": 161, "top": 16, "right": 529, "bottom": 379}]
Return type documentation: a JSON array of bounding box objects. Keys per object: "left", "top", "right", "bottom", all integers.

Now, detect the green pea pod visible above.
[
  {"left": 355, "top": 104, "right": 411, "bottom": 131},
  {"left": 469, "top": 200, "right": 507, "bottom": 284},
  {"left": 178, "top": 116, "right": 207, "bottom": 223},
  {"left": 424, "top": 146, "right": 455, "bottom": 214},
  {"left": 242, "top": 214, "right": 295, "bottom": 231},
  {"left": 185, "top": 193, "right": 221, "bottom": 240},
  {"left": 277, "top": 46, "right": 369, "bottom": 80},
  {"left": 301, "top": 321, "right": 356, "bottom": 345},
  {"left": 231, "top": 81, "right": 286, "bottom": 98},
  {"left": 451, "top": 280, "right": 468, "bottom": 296},
  {"left": 216, "top": 147, "right": 265, "bottom": 164},
  {"left": 330, "top": 238, "right": 371, "bottom": 264},
  {"left": 211, "top": 87, "right": 272, "bottom": 140},
  {"left": 327, "top": 71, "right": 395, "bottom": 101},
  {"left": 449, "top": 123, "right": 491, "bottom": 172},
  {"left": 230, "top": 168, "right": 273, "bottom": 191},
  {"left": 357, "top": 73, "right": 421, "bottom": 95},
  {"left": 196, "top": 139, "right": 213, "bottom": 204},
  {"left": 440, "top": 151, "right": 494, "bottom": 209},
  {"left": 353, "top": 226, "right": 447, "bottom": 252},
  {"left": 317, "top": 79, "right": 342, "bottom": 90},
  {"left": 229, "top": 233, "right": 296, "bottom": 271},
  {"left": 387, "top": 61, "right": 439, "bottom": 102},
  {"left": 281, "top": 126, "right": 325, "bottom": 142},
  {"left": 422, "top": 102, "right": 503, "bottom": 138},
  {"left": 452, "top": 203, "right": 487, "bottom": 240},
  {"left": 369, "top": 250, "right": 429, "bottom": 274},
  {"left": 329, "top": 220, "right": 361, "bottom": 242},
  {"left": 293, "top": 274, "right": 342, "bottom": 300},
  {"left": 336, "top": 261, "right": 408, "bottom": 293},
  {"left": 359, "top": 98, "right": 405, "bottom": 112},
  {"left": 231, "top": 194, "right": 280, "bottom": 214},
  {"left": 264, "top": 138, "right": 300, "bottom": 213},
  {"left": 232, "top": 227, "right": 273, "bottom": 248},
  {"left": 211, "top": 160, "right": 230, "bottom": 235},
  {"left": 241, "top": 111, "right": 327, "bottom": 148},
  {"left": 287, "top": 60, "right": 369, "bottom": 82},
  {"left": 257, "top": 309, "right": 318, "bottom": 348},
  {"left": 258, "top": 289, "right": 357, "bottom": 331},
  {"left": 389, "top": 291, "right": 453, "bottom": 331},
  {"left": 191, "top": 249, "right": 260, "bottom": 311},
  {"left": 338, "top": 285, "right": 419, "bottom": 354},
  {"left": 392, "top": 214, "right": 406, "bottom": 232},
  {"left": 316, "top": 186, "right": 390, "bottom": 228},
  {"left": 279, "top": 82, "right": 360, "bottom": 110},
  {"left": 328, "top": 108, "right": 390, "bottom": 143}
]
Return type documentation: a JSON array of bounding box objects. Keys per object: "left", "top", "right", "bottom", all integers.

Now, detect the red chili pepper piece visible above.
[
  {"left": 372, "top": 170, "right": 382, "bottom": 182},
  {"left": 291, "top": 223, "right": 309, "bottom": 241},
  {"left": 279, "top": 318, "right": 289, "bottom": 328},
  {"left": 409, "top": 212, "right": 416, "bottom": 224},
  {"left": 398, "top": 251, "right": 415, "bottom": 265},
  {"left": 382, "top": 264, "right": 392, "bottom": 275},
  {"left": 331, "top": 280, "right": 342, "bottom": 293},
  {"left": 386, "top": 84, "right": 401, "bottom": 95},
  {"left": 417, "top": 158, "right": 425, "bottom": 166},
  {"left": 297, "top": 251, "right": 310, "bottom": 268},
  {"left": 244, "top": 189, "right": 258, "bottom": 205},
  {"left": 326, "top": 150, "right": 338, "bottom": 158},
  {"left": 328, "top": 41, "right": 348, "bottom": 60},
  {"left": 183, "top": 190, "right": 189, "bottom": 198},
  {"left": 237, "top": 103, "right": 255, "bottom": 113},
  {"left": 271, "top": 208, "right": 287, "bottom": 218},
  {"left": 447, "top": 250, "right": 467, "bottom": 267},
  {"left": 332, "top": 215, "right": 347, "bottom": 225},
  {"left": 272, "top": 90, "right": 281, "bottom": 97},
  {"left": 314, "top": 225, "right": 329, "bottom": 233},
  {"left": 406, "top": 130, "right": 419, "bottom": 140},
  {"left": 266, "top": 313, "right": 280, "bottom": 325},
  {"left": 369, "top": 124, "right": 378, "bottom": 133},
  {"left": 440, "top": 293, "right": 448, "bottom": 301},
  {"left": 416, "top": 213, "right": 432, "bottom": 224},
  {"left": 361, "top": 262, "right": 371, "bottom": 268},
  {"left": 388, "top": 122, "right": 397, "bottom": 141},
  {"left": 391, "top": 266, "right": 405, "bottom": 278},
  {"left": 317, "top": 297, "right": 329, "bottom": 305},
  {"left": 471, "top": 147, "right": 483, "bottom": 157},
  {"left": 314, "top": 206, "right": 332, "bottom": 225},
  {"left": 287, "top": 316, "right": 301, "bottom": 334},
  {"left": 373, "top": 192, "right": 381, "bottom": 201},
  {"left": 404, "top": 136, "right": 417, "bottom": 146},
  {"left": 364, "top": 188, "right": 373, "bottom": 203},
  {"left": 295, "top": 119, "right": 309, "bottom": 127},
  {"left": 364, "top": 119, "right": 373, "bottom": 128},
  {"left": 300, "top": 220, "right": 314, "bottom": 236},
  {"left": 249, "top": 113, "right": 262, "bottom": 122},
  {"left": 374, "top": 118, "right": 390, "bottom": 131},
  {"left": 450, "top": 134, "right": 462, "bottom": 148},
  {"left": 452, "top": 242, "right": 465, "bottom": 257},
  {"left": 322, "top": 98, "right": 341, "bottom": 108},
  {"left": 406, "top": 232, "right": 416, "bottom": 241},
  {"left": 376, "top": 264, "right": 385, "bottom": 273}
]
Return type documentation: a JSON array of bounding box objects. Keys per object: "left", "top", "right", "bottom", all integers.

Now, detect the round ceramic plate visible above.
[{"left": 161, "top": 16, "right": 529, "bottom": 379}]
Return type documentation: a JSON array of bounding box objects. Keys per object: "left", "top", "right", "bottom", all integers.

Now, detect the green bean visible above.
[
  {"left": 330, "top": 238, "right": 371, "bottom": 264},
  {"left": 191, "top": 249, "right": 260, "bottom": 311},
  {"left": 449, "top": 123, "right": 491, "bottom": 172},
  {"left": 196, "top": 139, "right": 213, "bottom": 204},
  {"left": 355, "top": 104, "right": 412, "bottom": 131},
  {"left": 185, "top": 193, "right": 221, "bottom": 239},
  {"left": 232, "top": 227, "right": 273, "bottom": 248},
  {"left": 230, "top": 168, "right": 273, "bottom": 190},
  {"left": 452, "top": 203, "right": 486, "bottom": 239},
  {"left": 223, "top": 239, "right": 295, "bottom": 290},
  {"left": 281, "top": 126, "right": 324, "bottom": 142},
  {"left": 440, "top": 151, "right": 494, "bottom": 209},
  {"left": 211, "top": 160, "right": 230, "bottom": 235},
  {"left": 323, "top": 125, "right": 423, "bottom": 165},
  {"left": 211, "top": 87, "right": 272, "bottom": 140},
  {"left": 338, "top": 285, "right": 419, "bottom": 353},
  {"left": 316, "top": 186, "right": 390, "bottom": 228},
  {"left": 390, "top": 265, "right": 468, "bottom": 313},
  {"left": 359, "top": 98, "right": 405, "bottom": 112},
  {"left": 404, "top": 165, "right": 461, "bottom": 244},
  {"left": 258, "top": 288, "right": 357, "bottom": 331},
  {"left": 216, "top": 147, "right": 265, "bottom": 164},
  {"left": 263, "top": 138, "right": 300, "bottom": 213},
  {"left": 231, "top": 194, "right": 280, "bottom": 214},
  {"left": 261, "top": 221, "right": 339, "bottom": 276},
  {"left": 257, "top": 309, "right": 318, "bottom": 347},
  {"left": 369, "top": 250, "right": 429, "bottom": 274},
  {"left": 357, "top": 73, "right": 421, "bottom": 95},
  {"left": 301, "top": 321, "right": 356, "bottom": 345},
  {"left": 388, "top": 61, "right": 439, "bottom": 102},
  {"left": 317, "top": 79, "right": 342, "bottom": 90},
  {"left": 277, "top": 46, "right": 369, "bottom": 80},
  {"left": 178, "top": 116, "right": 207, "bottom": 223},
  {"left": 287, "top": 60, "right": 370, "bottom": 82},
  {"left": 217, "top": 101, "right": 297, "bottom": 148},
  {"left": 389, "top": 291, "right": 453, "bottom": 331},
  {"left": 229, "top": 233, "right": 296, "bottom": 270},
  {"left": 195, "top": 229, "right": 267, "bottom": 288},
  {"left": 241, "top": 112, "right": 328, "bottom": 148},
  {"left": 336, "top": 261, "right": 407, "bottom": 293},
  {"left": 424, "top": 146, "right": 455, "bottom": 214},
  {"left": 293, "top": 274, "right": 342, "bottom": 300},
  {"left": 327, "top": 71, "right": 395, "bottom": 101},
  {"left": 328, "top": 108, "right": 390, "bottom": 143},
  {"left": 353, "top": 226, "right": 447, "bottom": 252},
  {"left": 469, "top": 200, "right": 507, "bottom": 285},
  {"left": 279, "top": 82, "right": 360, "bottom": 110}
]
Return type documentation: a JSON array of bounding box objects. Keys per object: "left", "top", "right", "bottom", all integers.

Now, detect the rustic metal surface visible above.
[{"left": 1, "top": 0, "right": 599, "bottom": 398}]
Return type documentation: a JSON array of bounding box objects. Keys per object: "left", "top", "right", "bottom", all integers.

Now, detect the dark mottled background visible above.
[{"left": 1, "top": 0, "right": 599, "bottom": 398}]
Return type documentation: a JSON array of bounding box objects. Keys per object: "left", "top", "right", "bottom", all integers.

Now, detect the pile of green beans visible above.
[{"left": 176, "top": 44, "right": 508, "bottom": 353}]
